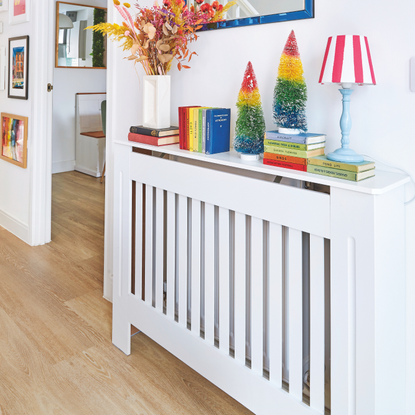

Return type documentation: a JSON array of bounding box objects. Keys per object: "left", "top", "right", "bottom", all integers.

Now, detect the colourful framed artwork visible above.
[
  {"left": 9, "top": 0, "right": 29, "bottom": 24},
  {"left": 0, "top": 0, "right": 8, "bottom": 12},
  {"left": 8, "top": 36, "right": 29, "bottom": 100},
  {"left": 0, "top": 113, "right": 28, "bottom": 168}
]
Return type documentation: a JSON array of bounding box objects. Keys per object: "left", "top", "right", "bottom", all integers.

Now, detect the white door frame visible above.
[{"left": 29, "top": 0, "right": 54, "bottom": 246}]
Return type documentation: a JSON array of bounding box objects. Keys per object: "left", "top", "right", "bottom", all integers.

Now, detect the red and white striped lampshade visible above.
[{"left": 319, "top": 35, "right": 376, "bottom": 85}]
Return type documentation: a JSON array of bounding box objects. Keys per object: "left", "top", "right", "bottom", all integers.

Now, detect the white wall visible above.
[
  {"left": 106, "top": 0, "right": 415, "bottom": 410},
  {"left": 52, "top": 0, "right": 106, "bottom": 174},
  {"left": 0, "top": 7, "right": 34, "bottom": 241}
]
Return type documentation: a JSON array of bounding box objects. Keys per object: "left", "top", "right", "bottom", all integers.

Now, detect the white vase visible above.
[{"left": 142, "top": 75, "right": 171, "bottom": 129}]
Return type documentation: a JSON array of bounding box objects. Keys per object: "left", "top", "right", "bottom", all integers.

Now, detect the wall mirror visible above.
[
  {"left": 55, "top": 2, "right": 106, "bottom": 69},
  {"left": 201, "top": 0, "right": 314, "bottom": 30}
]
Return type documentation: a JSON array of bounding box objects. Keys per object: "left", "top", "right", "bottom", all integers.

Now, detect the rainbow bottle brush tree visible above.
[
  {"left": 273, "top": 30, "right": 307, "bottom": 134},
  {"left": 233, "top": 62, "right": 266, "bottom": 160}
]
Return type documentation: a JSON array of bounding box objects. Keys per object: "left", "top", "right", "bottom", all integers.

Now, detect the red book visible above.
[
  {"left": 128, "top": 132, "right": 179, "bottom": 146},
  {"left": 263, "top": 152, "right": 307, "bottom": 165},
  {"left": 178, "top": 106, "right": 194, "bottom": 149},
  {"left": 263, "top": 158, "right": 307, "bottom": 171}
]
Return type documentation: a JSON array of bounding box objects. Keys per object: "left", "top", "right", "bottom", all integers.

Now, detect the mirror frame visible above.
[
  {"left": 201, "top": 0, "right": 314, "bottom": 31},
  {"left": 55, "top": 1, "right": 107, "bottom": 69}
]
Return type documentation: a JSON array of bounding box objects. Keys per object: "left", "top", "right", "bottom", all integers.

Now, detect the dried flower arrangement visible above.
[{"left": 89, "top": 0, "right": 235, "bottom": 76}]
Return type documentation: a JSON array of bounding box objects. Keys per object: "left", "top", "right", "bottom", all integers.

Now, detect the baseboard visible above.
[
  {"left": 0, "top": 208, "right": 30, "bottom": 244},
  {"left": 74, "top": 165, "right": 100, "bottom": 177},
  {"left": 52, "top": 160, "right": 75, "bottom": 174}
]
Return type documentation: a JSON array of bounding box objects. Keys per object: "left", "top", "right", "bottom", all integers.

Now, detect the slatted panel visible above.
[
  {"left": 269, "top": 222, "right": 283, "bottom": 387},
  {"left": 144, "top": 185, "right": 153, "bottom": 305},
  {"left": 310, "top": 235, "right": 325, "bottom": 413},
  {"left": 251, "top": 217, "right": 263, "bottom": 376},
  {"left": 191, "top": 199, "right": 201, "bottom": 335},
  {"left": 134, "top": 183, "right": 143, "bottom": 299},
  {"left": 204, "top": 202, "right": 215, "bottom": 345},
  {"left": 288, "top": 228, "right": 303, "bottom": 400},
  {"left": 166, "top": 191, "right": 175, "bottom": 319},
  {"left": 155, "top": 188, "right": 164, "bottom": 312},
  {"left": 234, "top": 211, "right": 246, "bottom": 365},
  {"left": 178, "top": 194, "right": 188, "bottom": 327},
  {"left": 219, "top": 207, "right": 230, "bottom": 354}
]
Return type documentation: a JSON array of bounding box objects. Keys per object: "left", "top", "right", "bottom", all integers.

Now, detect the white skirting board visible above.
[
  {"left": 0, "top": 208, "right": 30, "bottom": 244},
  {"left": 52, "top": 160, "right": 75, "bottom": 174}
]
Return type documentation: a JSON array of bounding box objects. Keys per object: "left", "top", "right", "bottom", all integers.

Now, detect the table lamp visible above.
[{"left": 319, "top": 35, "right": 376, "bottom": 162}]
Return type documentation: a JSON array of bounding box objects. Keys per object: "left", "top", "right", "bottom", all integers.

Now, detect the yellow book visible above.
[
  {"left": 192, "top": 108, "right": 199, "bottom": 152},
  {"left": 188, "top": 109, "right": 194, "bottom": 151}
]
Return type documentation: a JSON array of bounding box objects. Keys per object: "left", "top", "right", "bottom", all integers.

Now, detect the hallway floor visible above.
[{"left": 0, "top": 171, "right": 251, "bottom": 414}]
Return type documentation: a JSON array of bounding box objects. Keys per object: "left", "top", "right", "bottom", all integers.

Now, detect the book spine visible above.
[
  {"left": 185, "top": 108, "right": 190, "bottom": 150},
  {"left": 178, "top": 108, "right": 185, "bottom": 149},
  {"left": 198, "top": 109, "right": 203, "bottom": 153},
  {"left": 205, "top": 111, "right": 212, "bottom": 154},
  {"left": 193, "top": 108, "right": 199, "bottom": 152},
  {"left": 263, "top": 152, "right": 307, "bottom": 165},
  {"left": 202, "top": 109, "right": 207, "bottom": 154},
  {"left": 307, "top": 164, "right": 359, "bottom": 181},
  {"left": 128, "top": 132, "right": 158, "bottom": 145},
  {"left": 188, "top": 109, "right": 194, "bottom": 151},
  {"left": 264, "top": 139, "right": 307, "bottom": 150},
  {"left": 265, "top": 133, "right": 308, "bottom": 143},
  {"left": 264, "top": 145, "right": 324, "bottom": 158},
  {"left": 307, "top": 157, "right": 370, "bottom": 172},
  {"left": 263, "top": 158, "right": 307, "bottom": 172},
  {"left": 129, "top": 126, "right": 159, "bottom": 137}
]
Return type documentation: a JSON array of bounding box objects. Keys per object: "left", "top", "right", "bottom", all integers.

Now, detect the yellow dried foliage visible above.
[{"left": 86, "top": 22, "right": 133, "bottom": 51}]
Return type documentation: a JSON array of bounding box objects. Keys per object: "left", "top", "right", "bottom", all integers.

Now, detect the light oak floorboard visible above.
[{"left": 0, "top": 171, "right": 252, "bottom": 415}]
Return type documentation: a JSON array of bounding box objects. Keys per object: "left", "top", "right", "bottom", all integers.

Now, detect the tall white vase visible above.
[{"left": 142, "top": 75, "right": 171, "bottom": 129}]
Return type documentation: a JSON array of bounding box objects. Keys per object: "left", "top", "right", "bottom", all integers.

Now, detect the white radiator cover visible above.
[{"left": 112, "top": 142, "right": 409, "bottom": 415}]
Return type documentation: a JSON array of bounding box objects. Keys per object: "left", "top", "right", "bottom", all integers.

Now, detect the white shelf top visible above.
[{"left": 115, "top": 140, "right": 410, "bottom": 195}]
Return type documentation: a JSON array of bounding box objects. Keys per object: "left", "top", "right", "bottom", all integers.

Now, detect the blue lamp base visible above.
[
  {"left": 327, "top": 147, "right": 364, "bottom": 163},
  {"left": 328, "top": 88, "right": 364, "bottom": 163}
]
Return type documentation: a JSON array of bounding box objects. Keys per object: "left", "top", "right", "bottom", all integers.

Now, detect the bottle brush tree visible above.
[
  {"left": 273, "top": 30, "right": 307, "bottom": 132},
  {"left": 234, "top": 61, "right": 266, "bottom": 155}
]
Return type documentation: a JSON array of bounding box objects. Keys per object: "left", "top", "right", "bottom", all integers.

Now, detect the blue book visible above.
[
  {"left": 265, "top": 131, "right": 326, "bottom": 145},
  {"left": 205, "top": 108, "right": 231, "bottom": 155}
]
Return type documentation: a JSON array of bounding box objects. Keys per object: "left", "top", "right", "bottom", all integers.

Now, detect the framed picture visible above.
[
  {"left": 8, "top": 35, "right": 29, "bottom": 100},
  {"left": 0, "top": 0, "right": 8, "bottom": 12},
  {"left": 0, "top": 113, "right": 28, "bottom": 168},
  {"left": 9, "top": 0, "right": 29, "bottom": 24}
]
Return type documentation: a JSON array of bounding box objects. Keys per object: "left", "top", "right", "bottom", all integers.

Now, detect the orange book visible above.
[{"left": 263, "top": 152, "right": 307, "bottom": 165}]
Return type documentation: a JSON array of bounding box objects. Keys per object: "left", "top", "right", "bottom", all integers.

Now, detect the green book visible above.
[
  {"left": 307, "top": 164, "right": 375, "bottom": 181},
  {"left": 264, "top": 145, "right": 325, "bottom": 159},
  {"left": 198, "top": 107, "right": 210, "bottom": 153},
  {"left": 308, "top": 155, "right": 375, "bottom": 172},
  {"left": 264, "top": 139, "right": 325, "bottom": 151}
]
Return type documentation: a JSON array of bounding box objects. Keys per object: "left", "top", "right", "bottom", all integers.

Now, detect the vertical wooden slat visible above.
[
  {"left": 310, "top": 234, "right": 325, "bottom": 413},
  {"left": 288, "top": 228, "right": 303, "bottom": 400},
  {"left": 144, "top": 185, "right": 153, "bottom": 305},
  {"left": 234, "top": 212, "right": 246, "bottom": 364},
  {"left": 166, "top": 191, "right": 176, "bottom": 319},
  {"left": 251, "top": 217, "right": 263, "bottom": 376},
  {"left": 155, "top": 187, "right": 164, "bottom": 312},
  {"left": 134, "top": 182, "right": 143, "bottom": 299},
  {"left": 178, "top": 194, "right": 188, "bottom": 327},
  {"left": 219, "top": 207, "right": 230, "bottom": 354},
  {"left": 191, "top": 199, "right": 201, "bottom": 335},
  {"left": 269, "top": 222, "right": 283, "bottom": 387},
  {"left": 204, "top": 202, "right": 215, "bottom": 345}
]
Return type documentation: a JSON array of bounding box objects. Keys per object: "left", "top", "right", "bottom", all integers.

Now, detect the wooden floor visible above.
[{"left": 0, "top": 171, "right": 252, "bottom": 415}]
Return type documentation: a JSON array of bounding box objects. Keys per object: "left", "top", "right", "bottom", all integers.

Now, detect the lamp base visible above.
[{"left": 327, "top": 147, "right": 364, "bottom": 163}]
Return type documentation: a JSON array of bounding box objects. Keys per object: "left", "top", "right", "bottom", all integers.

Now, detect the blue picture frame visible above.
[{"left": 199, "top": 0, "right": 314, "bottom": 31}]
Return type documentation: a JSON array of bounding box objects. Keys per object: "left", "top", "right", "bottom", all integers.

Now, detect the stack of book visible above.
[
  {"left": 128, "top": 125, "right": 180, "bottom": 146},
  {"left": 178, "top": 106, "right": 231, "bottom": 155},
  {"left": 263, "top": 131, "right": 326, "bottom": 171},
  {"left": 307, "top": 155, "right": 375, "bottom": 181}
]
